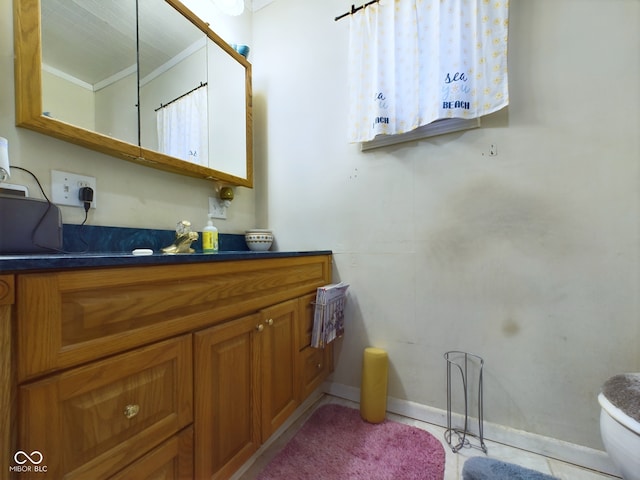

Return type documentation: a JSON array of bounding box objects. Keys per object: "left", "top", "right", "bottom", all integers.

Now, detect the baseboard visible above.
[{"left": 323, "top": 381, "right": 618, "bottom": 477}]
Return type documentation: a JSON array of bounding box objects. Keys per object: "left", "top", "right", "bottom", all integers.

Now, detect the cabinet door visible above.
[
  {"left": 194, "top": 314, "right": 261, "bottom": 480},
  {"left": 0, "top": 275, "right": 13, "bottom": 478},
  {"left": 18, "top": 335, "right": 192, "bottom": 480},
  {"left": 109, "top": 426, "right": 193, "bottom": 480},
  {"left": 299, "top": 344, "right": 333, "bottom": 400},
  {"left": 297, "top": 295, "right": 334, "bottom": 400},
  {"left": 260, "top": 299, "right": 300, "bottom": 441}
]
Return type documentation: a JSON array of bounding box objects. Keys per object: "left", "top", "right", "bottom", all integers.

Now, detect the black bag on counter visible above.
[{"left": 0, "top": 194, "right": 63, "bottom": 254}]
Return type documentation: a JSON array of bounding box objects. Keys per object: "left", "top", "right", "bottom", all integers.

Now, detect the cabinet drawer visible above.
[
  {"left": 110, "top": 426, "right": 193, "bottom": 480},
  {"left": 17, "top": 255, "right": 331, "bottom": 381},
  {"left": 299, "top": 345, "right": 332, "bottom": 400},
  {"left": 18, "top": 335, "right": 193, "bottom": 480}
]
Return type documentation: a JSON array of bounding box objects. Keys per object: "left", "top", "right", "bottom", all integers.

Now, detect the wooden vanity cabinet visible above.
[
  {"left": 297, "top": 293, "right": 334, "bottom": 400},
  {"left": 0, "top": 275, "right": 14, "bottom": 478},
  {"left": 7, "top": 254, "right": 333, "bottom": 480},
  {"left": 18, "top": 335, "right": 193, "bottom": 480},
  {"left": 260, "top": 299, "right": 300, "bottom": 440},
  {"left": 194, "top": 313, "right": 262, "bottom": 480},
  {"left": 109, "top": 426, "right": 194, "bottom": 480},
  {"left": 194, "top": 298, "right": 311, "bottom": 480}
]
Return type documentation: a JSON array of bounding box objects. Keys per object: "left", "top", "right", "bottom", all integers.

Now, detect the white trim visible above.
[
  {"left": 42, "top": 62, "right": 137, "bottom": 93},
  {"left": 323, "top": 381, "right": 618, "bottom": 477},
  {"left": 250, "top": 0, "right": 275, "bottom": 12},
  {"left": 42, "top": 63, "right": 94, "bottom": 91},
  {"left": 361, "top": 117, "right": 481, "bottom": 151},
  {"left": 94, "top": 64, "right": 137, "bottom": 92},
  {"left": 139, "top": 37, "right": 207, "bottom": 87}
]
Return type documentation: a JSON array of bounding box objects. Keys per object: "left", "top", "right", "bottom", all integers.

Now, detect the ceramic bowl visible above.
[{"left": 245, "top": 229, "right": 273, "bottom": 251}]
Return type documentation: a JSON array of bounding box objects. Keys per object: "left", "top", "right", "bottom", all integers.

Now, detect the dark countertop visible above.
[
  {"left": 0, "top": 250, "right": 333, "bottom": 273},
  {"left": 0, "top": 224, "right": 331, "bottom": 273}
]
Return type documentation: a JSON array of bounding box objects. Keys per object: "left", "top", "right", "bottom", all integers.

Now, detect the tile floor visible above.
[{"left": 237, "top": 395, "right": 621, "bottom": 480}]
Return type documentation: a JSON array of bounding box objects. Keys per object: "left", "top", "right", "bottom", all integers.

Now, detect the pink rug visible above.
[{"left": 257, "top": 404, "right": 446, "bottom": 480}]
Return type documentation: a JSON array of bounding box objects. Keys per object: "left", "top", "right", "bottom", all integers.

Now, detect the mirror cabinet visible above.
[{"left": 14, "top": 0, "right": 253, "bottom": 187}]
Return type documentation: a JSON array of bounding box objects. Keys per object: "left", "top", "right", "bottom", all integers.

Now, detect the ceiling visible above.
[{"left": 41, "top": 0, "right": 213, "bottom": 88}]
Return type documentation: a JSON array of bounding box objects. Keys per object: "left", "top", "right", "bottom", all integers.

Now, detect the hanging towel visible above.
[
  {"left": 348, "top": 0, "right": 509, "bottom": 143},
  {"left": 156, "top": 86, "right": 209, "bottom": 165}
]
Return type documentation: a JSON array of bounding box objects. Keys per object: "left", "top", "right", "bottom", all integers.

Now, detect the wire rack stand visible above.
[{"left": 444, "top": 351, "right": 487, "bottom": 454}]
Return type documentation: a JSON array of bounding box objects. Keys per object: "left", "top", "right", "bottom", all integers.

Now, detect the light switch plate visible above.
[{"left": 209, "top": 196, "right": 227, "bottom": 219}]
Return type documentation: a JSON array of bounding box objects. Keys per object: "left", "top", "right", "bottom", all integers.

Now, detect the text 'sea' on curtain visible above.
[{"left": 348, "top": 0, "right": 509, "bottom": 143}]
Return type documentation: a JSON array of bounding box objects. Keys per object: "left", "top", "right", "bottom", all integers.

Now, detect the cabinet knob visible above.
[
  {"left": 124, "top": 404, "right": 140, "bottom": 419},
  {"left": 266, "top": 318, "right": 274, "bottom": 326},
  {"left": 317, "top": 363, "right": 322, "bottom": 369},
  {"left": 256, "top": 324, "right": 264, "bottom": 332}
]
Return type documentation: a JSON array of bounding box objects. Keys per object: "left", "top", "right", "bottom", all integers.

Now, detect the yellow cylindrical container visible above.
[{"left": 360, "top": 347, "right": 389, "bottom": 423}]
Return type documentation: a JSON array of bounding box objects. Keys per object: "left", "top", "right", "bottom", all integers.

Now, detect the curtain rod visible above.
[
  {"left": 334, "top": 0, "right": 380, "bottom": 21},
  {"left": 154, "top": 81, "right": 208, "bottom": 112}
]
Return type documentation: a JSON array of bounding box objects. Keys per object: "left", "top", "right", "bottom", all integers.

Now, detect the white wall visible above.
[
  {"left": 2, "top": 0, "right": 638, "bottom": 455},
  {"left": 252, "top": 0, "right": 640, "bottom": 451},
  {"left": 41, "top": 70, "right": 95, "bottom": 131},
  {"left": 95, "top": 73, "right": 138, "bottom": 146},
  {"left": 0, "top": 2, "right": 255, "bottom": 233}
]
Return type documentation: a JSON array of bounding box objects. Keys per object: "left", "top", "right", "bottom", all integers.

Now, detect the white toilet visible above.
[{"left": 598, "top": 373, "right": 640, "bottom": 480}]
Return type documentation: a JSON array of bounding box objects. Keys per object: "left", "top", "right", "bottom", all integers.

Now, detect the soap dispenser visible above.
[{"left": 202, "top": 215, "right": 218, "bottom": 253}]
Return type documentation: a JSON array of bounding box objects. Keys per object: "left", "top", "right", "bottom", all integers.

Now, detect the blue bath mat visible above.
[{"left": 462, "top": 457, "right": 559, "bottom": 480}]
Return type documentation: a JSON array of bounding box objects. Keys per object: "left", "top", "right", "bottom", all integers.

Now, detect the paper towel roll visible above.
[{"left": 360, "top": 347, "right": 388, "bottom": 423}]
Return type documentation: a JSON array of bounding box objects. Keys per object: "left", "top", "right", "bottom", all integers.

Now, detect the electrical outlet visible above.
[
  {"left": 489, "top": 143, "right": 498, "bottom": 156},
  {"left": 51, "top": 170, "right": 97, "bottom": 208},
  {"left": 209, "top": 196, "right": 227, "bottom": 219}
]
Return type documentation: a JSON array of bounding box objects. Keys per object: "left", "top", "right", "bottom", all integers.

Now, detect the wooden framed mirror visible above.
[{"left": 14, "top": 0, "right": 253, "bottom": 187}]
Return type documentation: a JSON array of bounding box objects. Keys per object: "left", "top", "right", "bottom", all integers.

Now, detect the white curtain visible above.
[
  {"left": 156, "top": 86, "right": 208, "bottom": 166},
  {"left": 348, "top": 0, "right": 509, "bottom": 143}
]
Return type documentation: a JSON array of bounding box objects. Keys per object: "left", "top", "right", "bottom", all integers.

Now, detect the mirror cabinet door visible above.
[
  {"left": 41, "top": 0, "right": 138, "bottom": 145},
  {"left": 14, "top": 0, "right": 253, "bottom": 187},
  {"left": 207, "top": 37, "right": 248, "bottom": 180},
  {"left": 138, "top": 0, "right": 208, "bottom": 165}
]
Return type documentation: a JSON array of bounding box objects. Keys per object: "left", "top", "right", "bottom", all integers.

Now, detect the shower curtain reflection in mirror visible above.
[{"left": 156, "top": 86, "right": 208, "bottom": 166}]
